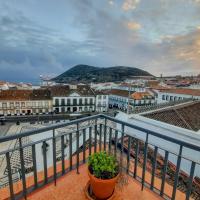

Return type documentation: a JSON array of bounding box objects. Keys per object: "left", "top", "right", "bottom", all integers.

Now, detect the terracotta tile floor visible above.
[{"left": 27, "top": 164, "right": 162, "bottom": 200}]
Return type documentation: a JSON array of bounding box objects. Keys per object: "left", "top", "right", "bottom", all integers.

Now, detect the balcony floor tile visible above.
[{"left": 28, "top": 164, "right": 162, "bottom": 200}]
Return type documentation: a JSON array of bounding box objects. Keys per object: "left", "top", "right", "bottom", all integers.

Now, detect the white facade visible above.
[
  {"left": 96, "top": 94, "right": 109, "bottom": 112},
  {"left": 109, "top": 95, "right": 130, "bottom": 111},
  {"left": 53, "top": 92, "right": 109, "bottom": 113},
  {"left": 157, "top": 91, "right": 200, "bottom": 104},
  {"left": 109, "top": 93, "right": 155, "bottom": 111},
  {"left": 53, "top": 92, "right": 96, "bottom": 113},
  {"left": 0, "top": 100, "right": 52, "bottom": 116}
]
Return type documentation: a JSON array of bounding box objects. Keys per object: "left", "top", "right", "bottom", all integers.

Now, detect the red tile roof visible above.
[
  {"left": 106, "top": 89, "right": 131, "bottom": 97},
  {"left": 131, "top": 92, "right": 153, "bottom": 100},
  {"left": 143, "top": 101, "right": 200, "bottom": 131},
  {"left": 159, "top": 88, "right": 200, "bottom": 96},
  {"left": 0, "top": 89, "right": 51, "bottom": 101}
]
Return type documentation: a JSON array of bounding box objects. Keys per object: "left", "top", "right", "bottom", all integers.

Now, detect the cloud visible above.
[
  {"left": 122, "top": 0, "right": 140, "bottom": 11},
  {"left": 108, "top": 0, "right": 114, "bottom": 5},
  {"left": 127, "top": 21, "right": 141, "bottom": 30},
  {"left": 0, "top": 0, "right": 200, "bottom": 82}
]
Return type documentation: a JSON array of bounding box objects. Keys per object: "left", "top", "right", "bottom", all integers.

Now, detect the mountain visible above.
[{"left": 52, "top": 64, "right": 153, "bottom": 83}]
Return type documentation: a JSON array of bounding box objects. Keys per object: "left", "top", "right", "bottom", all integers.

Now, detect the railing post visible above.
[
  {"left": 19, "top": 138, "right": 27, "bottom": 199},
  {"left": 89, "top": 127, "right": 92, "bottom": 156},
  {"left": 126, "top": 136, "right": 131, "bottom": 173},
  {"left": 76, "top": 123, "right": 80, "bottom": 174},
  {"left": 99, "top": 124, "right": 102, "bottom": 151},
  {"left": 108, "top": 127, "right": 112, "bottom": 154},
  {"left": 160, "top": 151, "right": 169, "bottom": 196},
  {"left": 94, "top": 119, "right": 97, "bottom": 153},
  {"left": 83, "top": 129, "right": 86, "bottom": 163},
  {"left": 114, "top": 130, "right": 118, "bottom": 158},
  {"left": 61, "top": 135, "right": 65, "bottom": 174},
  {"left": 32, "top": 144, "right": 38, "bottom": 188},
  {"left": 134, "top": 139, "right": 139, "bottom": 179},
  {"left": 104, "top": 118, "right": 107, "bottom": 151},
  {"left": 141, "top": 133, "right": 149, "bottom": 191},
  {"left": 52, "top": 129, "right": 57, "bottom": 185},
  {"left": 6, "top": 152, "right": 14, "bottom": 200},
  {"left": 150, "top": 146, "right": 158, "bottom": 190},
  {"left": 186, "top": 161, "right": 196, "bottom": 200},
  {"left": 172, "top": 145, "right": 183, "bottom": 200},
  {"left": 69, "top": 132, "right": 72, "bottom": 170}
]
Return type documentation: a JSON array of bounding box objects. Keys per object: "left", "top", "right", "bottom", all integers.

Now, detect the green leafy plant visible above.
[{"left": 88, "top": 151, "right": 119, "bottom": 179}]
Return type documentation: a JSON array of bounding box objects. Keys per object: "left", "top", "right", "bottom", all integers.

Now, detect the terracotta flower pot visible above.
[{"left": 88, "top": 168, "right": 119, "bottom": 199}]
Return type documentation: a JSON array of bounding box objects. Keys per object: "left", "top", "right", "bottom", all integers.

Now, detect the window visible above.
[
  {"left": 79, "top": 98, "right": 82, "bottom": 105},
  {"left": 67, "top": 99, "right": 70, "bottom": 105},
  {"left": 73, "top": 99, "right": 77, "bottom": 105},
  {"left": 166, "top": 95, "right": 169, "bottom": 100},
  {"left": 2, "top": 103, "right": 7, "bottom": 108},
  {"left": 103, "top": 95, "right": 107, "bottom": 99},
  {"left": 98, "top": 95, "right": 102, "bottom": 99},
  {"left": 162, "top": 95, "right": 165, "bottom": 100},
  {"left": 170, "top": 96, "right": 173, "bottom": 101},
  {"left": 85, "top": 98, "right": 88, "bottom": 105},
  {"left": 15, "top": 102, "right": 19, "bottom": 108},
  {"left": 61, "top": 99, "right": 65, "bottom": 106},
  {"left": 55, "top": 99, "right": 59, "bottom": 106},
  {"left": 90, "top": 98, "right": 93, "bottom": 104},
  {"left": 32, "top": 102, "right": 36, "bottom": 107},
  {"left": 10, "top": 102, "right": 14, "bottom": 108},
  {"left": 21, "top": 102, "right": 25, "bottom": 107},
  {"left": 38, "top": 101, "right": 42, "bottom": 107}
]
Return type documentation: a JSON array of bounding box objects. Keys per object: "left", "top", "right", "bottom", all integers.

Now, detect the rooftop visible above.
[
  {"left": 0, "top": 89, "right": 51, "bottom": 101},
  {"left": 143, "top": 101, "right": 200, "bottom": 131},
  {"left": 131, "top": 92, "right": 153, "bottom": 100},
  {"left": 49, "top": 85, "right": 95, "bottom": 97},
  {"left": 158, "top": 88, "right": 200, "bottom": 96}
]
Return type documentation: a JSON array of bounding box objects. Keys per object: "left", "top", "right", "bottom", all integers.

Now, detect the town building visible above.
[
  {"left": 0, "top": 89, "right": 52, "bottom": 115},
  {"left": 50, "top": 85, "right": 109, "bottom": 113},
  {"left": 108, "top": 89, "right": 155, "bottom": 111},
  {"left": 95, "top": 91, "right": 109, "bottom": 112},
  {"left": 157, "top": 88, "right": 200, "bottom": 104}
]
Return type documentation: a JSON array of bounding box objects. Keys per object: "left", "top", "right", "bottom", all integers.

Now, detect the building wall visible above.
[
  {"left": 109, "top": 94, "right": 155, "bottom": 111},
  {"left": 157, "top": 92, "right": 200, "bottom": 104},
  {"left": 96, "top": 94, "right": 109, "bottom": 112},
  {"left": 53, "top": 96, "right": 96, "bottom": 113},
  {"left": 0, "top": 100, "right": 52, "bottom": 115}
]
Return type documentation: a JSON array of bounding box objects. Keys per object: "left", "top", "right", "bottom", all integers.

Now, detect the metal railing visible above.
[{"left": 0, "top": 114, "right": 199, "bottom": 200}]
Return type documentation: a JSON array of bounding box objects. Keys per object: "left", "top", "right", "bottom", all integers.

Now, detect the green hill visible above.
[{"left": 53, "top": 64, "right": 153, "bottom": 83}]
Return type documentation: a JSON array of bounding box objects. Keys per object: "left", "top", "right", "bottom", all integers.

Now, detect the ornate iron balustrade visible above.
[{"left": 0, "top": 114, "right": 199, "bottom": 200}]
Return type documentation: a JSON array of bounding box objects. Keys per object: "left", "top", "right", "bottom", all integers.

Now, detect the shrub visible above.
[{"left": 88, "top": 151, "right": 119, "bottom": 179}]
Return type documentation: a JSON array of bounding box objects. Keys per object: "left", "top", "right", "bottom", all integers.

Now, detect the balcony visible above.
[{"left": 0, "top": 114, "right": 199, "bottom": 200}]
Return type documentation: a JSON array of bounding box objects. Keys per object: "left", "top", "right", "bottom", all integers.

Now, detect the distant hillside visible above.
[{"left": 52, "top": 64, "right": 153, "bottom": 83}]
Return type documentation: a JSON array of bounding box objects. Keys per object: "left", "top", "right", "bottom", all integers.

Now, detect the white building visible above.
[
  {"left": 51, "top": 85, "right": 109, "bottom": 113},
  {"left": 108, "top": 89, "right": 155, "bottom": 111},
  {"left": 0, "top": 89, "right": 52, "bottom": 115},
  {"left": 157, "top": 88, "right": 200, "bottom": 104},
  {"left": 95, "top": 92, "right": 109, "bottom": 112}
]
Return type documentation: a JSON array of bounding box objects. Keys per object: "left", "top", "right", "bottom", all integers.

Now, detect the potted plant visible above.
[{"left": 88, "top": 151, "right": 119, "bottom": 199}]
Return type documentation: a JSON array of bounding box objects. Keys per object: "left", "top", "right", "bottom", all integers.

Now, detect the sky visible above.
[{"left": 0, "top": 0, "right": 200, "bottom": 83}]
